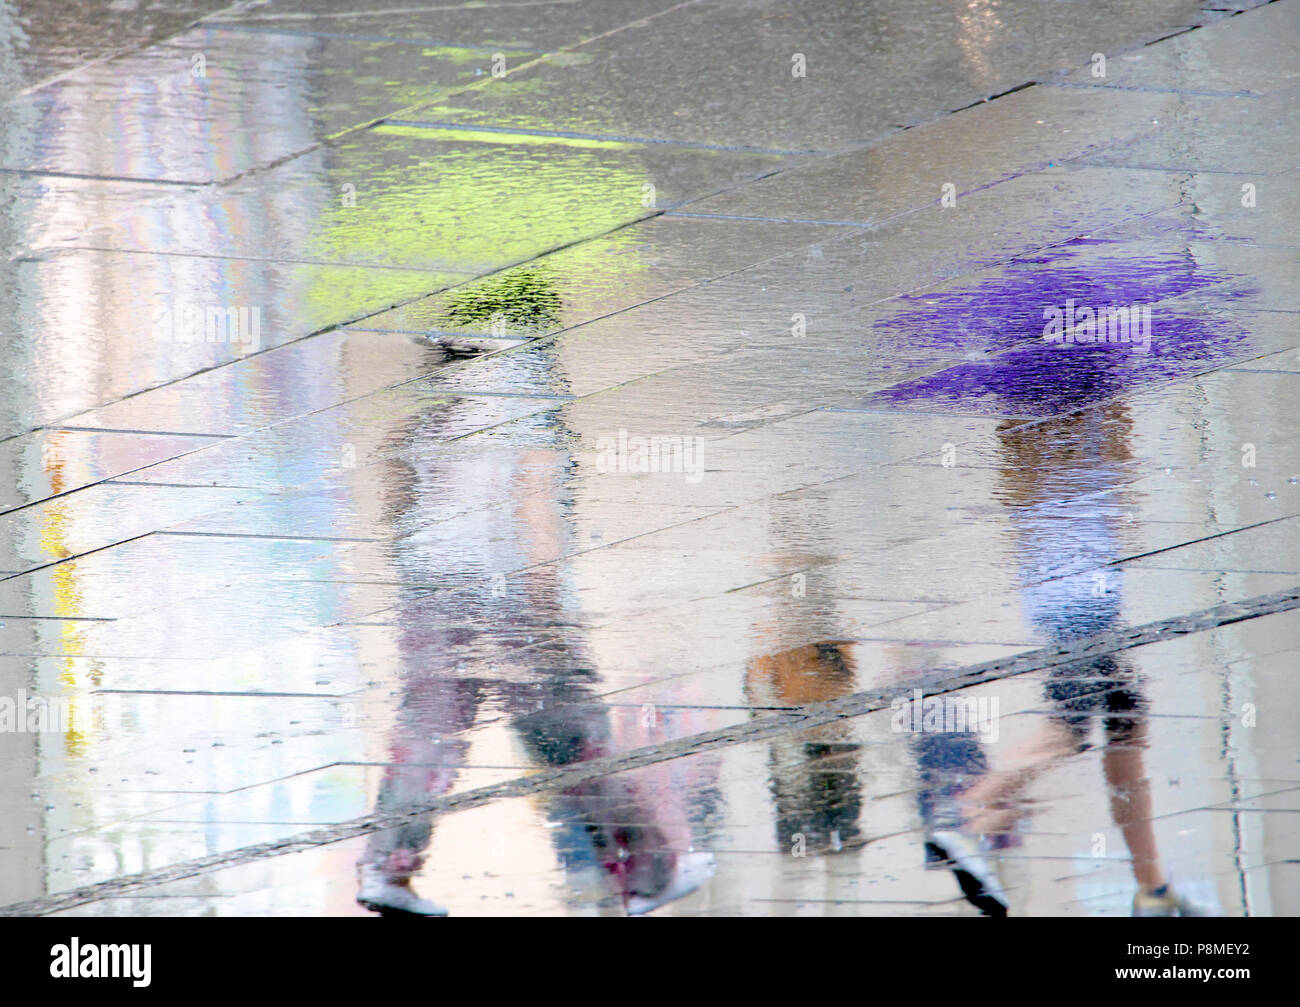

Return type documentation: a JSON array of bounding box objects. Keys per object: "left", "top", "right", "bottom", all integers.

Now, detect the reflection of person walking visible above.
[
  {"left": 353, "top": 387, "right": 715, "bottom": 916},
  {"left": 745, "top": 642, "right": 864, "bottom": 858},
  {"left": 927, "top": 410, "right": 1212, "bottom": 917},
  {"left": 917, "top": 732, "right": 1010, "bottom": 918}
]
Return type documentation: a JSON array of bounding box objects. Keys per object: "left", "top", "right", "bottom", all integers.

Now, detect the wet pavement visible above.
[{"left": 1, "top": 0, "right": 1298, "bottom": 917}]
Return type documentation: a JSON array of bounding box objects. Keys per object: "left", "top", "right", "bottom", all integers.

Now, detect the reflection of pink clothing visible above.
[
  {"left": 360, "top": 396, "right": 714, "bottom": 910},
  {"left": 606, "top": 705, "right": 711, "bottom": 855},
  {"left": 364, "top": 677, "right": 477, "bottom": 878},
  {"left": 361, "top": 673, "right": 711, "bottom": 909}
]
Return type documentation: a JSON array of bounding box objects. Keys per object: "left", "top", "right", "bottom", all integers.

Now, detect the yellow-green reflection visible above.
[
  {"left": 374, "top": 124, "right": 635, "bottom": 151},
  {"left": 305, "top": 132, "right": 657, "bottom": 297},
  {"left": 38, "top": 443, "right": 89, "bottom": 758}
]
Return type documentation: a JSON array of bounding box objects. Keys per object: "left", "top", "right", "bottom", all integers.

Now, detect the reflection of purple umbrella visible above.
[{"left": 865, "top": 235, "right": 1256, "bottom": 416}]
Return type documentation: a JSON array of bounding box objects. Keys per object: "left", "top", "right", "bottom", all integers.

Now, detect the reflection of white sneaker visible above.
[
  {"left": 357, "top": 866, "right": 448, "bottom": 917},
  {"left": 626, "top": 852, "right": 716, "bottom": 916},
  {"left": 927, "top": 830, "right": 1009, "bottom": 918},
  {"left": 1132, "top": 884, "right": 1216, "bottom": 917}
]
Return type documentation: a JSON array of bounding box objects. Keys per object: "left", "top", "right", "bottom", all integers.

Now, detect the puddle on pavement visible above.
[{"left": 2, "top": 0, "right": 1296, "bottom": 921}]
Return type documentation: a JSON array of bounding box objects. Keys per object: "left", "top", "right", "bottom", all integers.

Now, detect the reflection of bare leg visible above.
[
  {"left": 954, "top": 697, "right": 1202, "bottom": 914},
  {"left": 357, "top": 677, "right": 481, "bottom": 916},
  {"left": 960, "top": 720, "right": 1077, "bottom": 839},
  {"left": 1104, "top": 718, "right": 1207, "bottom": 915},
  {"left": 1103, "top": 723, "right": 1165, "bottom": 892},
  {"left": 923, "top": 719, "right": 1075, "bottom": 917}
]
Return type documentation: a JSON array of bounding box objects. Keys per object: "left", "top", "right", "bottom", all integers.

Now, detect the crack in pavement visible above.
[{"left": 7, "top": 581, "right": 1300, "bottom": 917}]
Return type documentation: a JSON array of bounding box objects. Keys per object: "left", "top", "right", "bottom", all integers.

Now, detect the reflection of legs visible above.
[
  {"left": 768, "top": 739, "right": 862, "bottom": 855},
  {"left": 916, "top": 731, "right": 988, "bottom": 835},
  {"left": 1078, "top": 662, "right": 1175, "bottom": 898},
  {"left": 967, "top": 728, "right": 1168, "bottom": 895},
  {"left": 917, "top": 730, "right": 1011, "bottom": 917},
  {"left": 1095, "top": 699, "right": 1209, "bottom": 913},
  {"left": 964, "top": 656, "right": 1139, "bottom": 839},
  {"left": 745, "top": 642, "right": 863, "bottom": 855},
  {"left": 506, "top": 676, "right": 712, "bottom": 914},
  {"left": 506, "top": 675, "right": 609, "bottom": 768},
  {"left": 925, "top": 658, "right": 1137, "bottom": 916},
  {"left": 960, "top": 718, "right": 1077, "bottom": 839},
  {"left": 952, "top": 656, "right": 1197, "bottom": 913},
  {"left": 357, "top": 677, "right": 481, "bottom": 915},
  {"left": 1099, "top": 697, "right": 1209, "bottom": 914},
  {"left": 1103, "top": 720, "right": 1164, "bottom": 892}
]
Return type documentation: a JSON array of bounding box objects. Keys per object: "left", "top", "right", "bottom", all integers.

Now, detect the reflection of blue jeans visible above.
[{"left": 915, "top": 731, "right": 987, "bottom": 839}]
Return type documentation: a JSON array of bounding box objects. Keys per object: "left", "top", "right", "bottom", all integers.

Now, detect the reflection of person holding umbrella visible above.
[
  {"left": 929, "top": 407, "right": 1203, "bottom": 916},
  {"left": 871, "top": 247, "right": 1236, "bottom": 916},
  {"left": 911, "top": 405, "right": 1206, "bottom": 915}
]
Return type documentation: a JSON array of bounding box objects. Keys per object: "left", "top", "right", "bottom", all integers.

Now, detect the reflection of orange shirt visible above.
[{"left": 746, "top": 641, "right": 857, "bottom": 706}]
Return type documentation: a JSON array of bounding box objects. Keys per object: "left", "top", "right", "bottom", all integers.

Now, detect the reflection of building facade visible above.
[
  {"left": 2, "top": 26, "right": 332, "bottom": 906},
  {"left": 355, "top": 261, "right": 721, "bottom": 914}
]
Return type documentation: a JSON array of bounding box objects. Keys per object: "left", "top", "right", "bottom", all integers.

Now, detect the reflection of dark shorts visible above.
[{"left": 1045, "top": 655, "right": 1146, "bottom": 749}]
